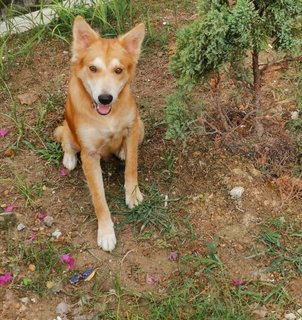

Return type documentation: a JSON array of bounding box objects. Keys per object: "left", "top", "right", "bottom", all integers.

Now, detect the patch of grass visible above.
[
  {"left": 113, "top": 185, "right": 176, "bottom": 236},
  {"left": 6, "top": 237, "right": 72, "bottom": 295},
  {"left": 14, "top": 174, "right": 44, "bottom": 207},
  {"left": 25, "top": 140, "right": 63, "bottom": 166},
  {"left": 257, "top": 217, "right": 302, "bottom": 276}
]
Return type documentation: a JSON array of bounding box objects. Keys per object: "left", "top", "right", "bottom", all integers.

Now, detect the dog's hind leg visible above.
[{"left": 54, "top": 121, "right": 79, "bottom": 171}]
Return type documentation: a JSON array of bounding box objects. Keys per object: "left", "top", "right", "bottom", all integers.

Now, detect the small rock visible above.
[
  {"left": 291, "top": 111, "right": 299, "bottom": 120},
  {"left": 56, "top": 301, "right": 69, "bottom": 315},
  {"left": 17, "top": 223, "right": 26, "bottom": 231},
  {"left": 44, "top": 216, "right": 54, "bottom": 227},
  {"left": 46, "top": 281, "right": 54, "bottom": 289},
  {"left": 52, "top": 228, "right": 62, "bottom": 239},
  {"left": 297, "top": 309, "right": 302, "bottom": 315},
  {"left": 229, "top": 186, "right": 245, "bottom": 200},
  {"left": 285, "top": 313, "right": 297, "bottom": 320},
  {"left": 20, "top": 297, "right": 29, "bottom": 305},
  {"left": 28, "top": 264, "right": 36, "bottom": 272}
]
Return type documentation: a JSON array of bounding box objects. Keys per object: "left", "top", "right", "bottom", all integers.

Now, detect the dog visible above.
[{"left": 54, "top": 16, "right": 145, "bottom": 252}]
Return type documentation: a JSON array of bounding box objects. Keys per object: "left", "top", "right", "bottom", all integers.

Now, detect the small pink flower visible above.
[
  {"left": 28, "top": 233, "right": 36, "bottom": 243},
  {"left": 232, "top": 278, "right": 246, "bottom": 286},
  {"left": 0, "top": 273, "right": 12, "bottom": 285},
  {"left": 146, "top": 274, "right": 157, "bottom": 285},
  {"left": 37, "top": 212, "right": 46, "bottom": 221},
  {"left": 59, "top": 168, "right": 68, "bottom": 176},
  {"left": 5, "top": 204, "right": 16, "bottom": 212},
  {"left": 0, "top": 128, "right": 9, "bottom": 138},
  {"left": 60, "top": 254, "right": 75, "bottom": 270},
  {"left": 168, "top": 251, "right": 178, "bottom": 261}
]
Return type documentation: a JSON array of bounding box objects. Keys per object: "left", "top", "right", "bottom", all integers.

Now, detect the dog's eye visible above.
[
  {"left": 114, "top": 67, "right": 123, "bottom": 74},
  {"left": 89, "top": 66, "right": 97, "bottom": 73}
]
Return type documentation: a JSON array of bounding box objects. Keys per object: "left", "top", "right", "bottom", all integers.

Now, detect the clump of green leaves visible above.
[
  {"left": 170, "top": 0, "right": 302, "bottom": 89},
  {"left": 164, "top": 92, "right": 191, "bottom": 140}
]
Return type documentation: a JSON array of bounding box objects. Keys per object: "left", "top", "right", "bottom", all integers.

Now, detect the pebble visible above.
[
  {"left": 28, "top": 264, "right": 36, "bottom": 272},
  {"left": 56, "top": 301, "right": 69, "bottom": 315},
  {"left": 20, "top": 297, "right": 29, "bottom": 305},
  {"left": 17, "top": 223, "right": 26, "bottom": 231},
  {"left": 229, "top": 186, "right": 245, "bottom": 200},
  {"left": 297, "top": 309, "right": 302, "bottom": 315},
  {"left": 291, "top": 111, "right": 299, "bottom": 120},
  {"left": 44, "top": 216, "right": 54, "bottom": 227},
  {"left": 52, "top": 228, "right": 62, "bottom": 239},
  {"left": 285, "top": 313, "right": 297, "bottom": 320}
]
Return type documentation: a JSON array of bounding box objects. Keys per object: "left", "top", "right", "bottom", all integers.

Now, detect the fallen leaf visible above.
[
  {"left": 4, "top": 149, "right": 16, "bottom": 157},
  {"left": 60, "top": 254, "right": 75, "bottom": 270},
  {"left": 0, "top": 272, "right": 12, "bottom": 285},
  {"left": 17, "top": 93, "right": 38, "bottom": 105},
  {"left": 0, "top": 128, "right": 9, "bottom": 138}
]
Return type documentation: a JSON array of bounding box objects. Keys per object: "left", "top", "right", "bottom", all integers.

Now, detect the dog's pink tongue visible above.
[{"left": 97, "top": 104, "right": 111, "bottom": 115}]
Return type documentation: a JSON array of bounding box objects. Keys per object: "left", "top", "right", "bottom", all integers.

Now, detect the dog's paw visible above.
[
  {"left": 97, "top": 223, "right": 116, "bottom": 252},
  {"left": 125, "top": 185, "right": 143, "bottom": 209},
  {"left": 63, "top": 153, "right": 77, "bottom": 171}
]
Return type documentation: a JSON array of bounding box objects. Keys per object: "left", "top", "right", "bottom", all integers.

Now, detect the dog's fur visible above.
[{"left": 54, "top": 16, "right": 145, "bottom": 252}]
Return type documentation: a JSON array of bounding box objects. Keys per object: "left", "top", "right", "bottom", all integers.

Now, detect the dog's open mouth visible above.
[{"left": 93, "top": 102, "right": 112, "bottom": 116}]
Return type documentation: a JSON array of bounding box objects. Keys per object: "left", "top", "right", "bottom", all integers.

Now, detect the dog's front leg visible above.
[
  {"left": 81, "top": 150, "right": 116, "bottom": 252},
  {"left": 124, "top": 118, "right": 143, "bottom": 209}
]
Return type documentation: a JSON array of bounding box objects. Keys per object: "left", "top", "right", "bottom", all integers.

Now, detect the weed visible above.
[
  {"left": 257, "top": 218, "right": 302, "bottom": 276},
  {"left": 113, "top": 185, "right": 174, "bottom": 236},
  {"left": 14, "top": 174, "right": 44, "bottom": 207},
  {"left": 6, "top": 237, "right": 71, "bottom": 295},
  {"left": 25, "top": 140, "right": 63, "bottom": 165}
]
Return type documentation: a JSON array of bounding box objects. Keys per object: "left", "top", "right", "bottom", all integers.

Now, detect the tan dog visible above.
[{"left": 54, "top": 16, "right": 145, "bottom": 252}]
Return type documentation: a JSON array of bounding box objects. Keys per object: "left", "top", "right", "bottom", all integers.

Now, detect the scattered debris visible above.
[
  {"left": 82, "top": 268, "right": 95, "bottom": 281},
  {"left": 17, "top": 223, "right": 26, "bottom": 231},
  {"left": 0, "top": 128, "right": 9, "bottom": 138},
  {"left": 0, "top": 272, "right": 12, "bottom": 285},
  {"left": 229, "top": 186, "right": 245, "bottom": 200},
  {"left": 168, "top": 251, "right": 178, "bottom": 261},
  {"left": 56, "top": 301, "right": 69, "bottom": 316},
  {"left": 69, "top": 273, "right": 81, "bottom": 285},
  {"left": 52, "top": 228, "right": 62, "bottom": 239},
  {"left": 44, "top": 215, "right": 54, "bottom": 227},
  {"left": 60, "top": 254, "right": 75, "bottom": 270},
  {"left": 17, "top": 92, "right": 38, "bottom": 105}
]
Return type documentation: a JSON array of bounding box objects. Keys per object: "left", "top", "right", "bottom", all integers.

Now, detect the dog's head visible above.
[{"left": 71, "top": 16, "right": 145, "bottom": 116}]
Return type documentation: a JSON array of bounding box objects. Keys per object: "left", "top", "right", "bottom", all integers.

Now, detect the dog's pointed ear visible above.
[
  {"left": 72, "top": 16, "right": 99, "bottom": 62},
  {"left": 119, "top": 23, "right": 145, "bottom": 60}
]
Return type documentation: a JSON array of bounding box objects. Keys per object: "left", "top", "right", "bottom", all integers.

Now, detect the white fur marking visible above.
[{"left": 92, "top": 57, "right": 106, "bottom": 70}]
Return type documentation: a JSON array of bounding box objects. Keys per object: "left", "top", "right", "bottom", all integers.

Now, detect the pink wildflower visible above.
[
  {"left": 146, "top": 274, "right": 157, "bottom": 285},
  {"left": 232, "top": 278, "right": 246, "bottom": 286},
  {"left": 28, "top": 233, "right": 36, "bottom": 243},
  {"left": 0, "top": 128, "right": 9, "bottom": 138},
  {"left": 37, "top": 212, "right": 46, "bottom": 221},
  {"left": 60, "top": 254, "right": 75, "bottom": 270},
  {"left": 59, "top": 168, "right": 68, "bottom": 176},
  {"left": 168, "top": 251, "right": 178, "bottom": 261},
  {"left": 5, "top": 204, "right": 16, "bottom": 212},
  {"left": 0, "top": 273, "right": 12, "bottom": 285}
]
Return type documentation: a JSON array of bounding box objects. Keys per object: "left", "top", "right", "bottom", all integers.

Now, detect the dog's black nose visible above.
[{"left": 98, "top": 94, "right": 113, "bottom": 105}]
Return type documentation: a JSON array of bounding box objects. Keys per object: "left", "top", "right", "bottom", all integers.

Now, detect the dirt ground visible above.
[{"left": 1, "top": 4, "right": 302, "bottom": 320}]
